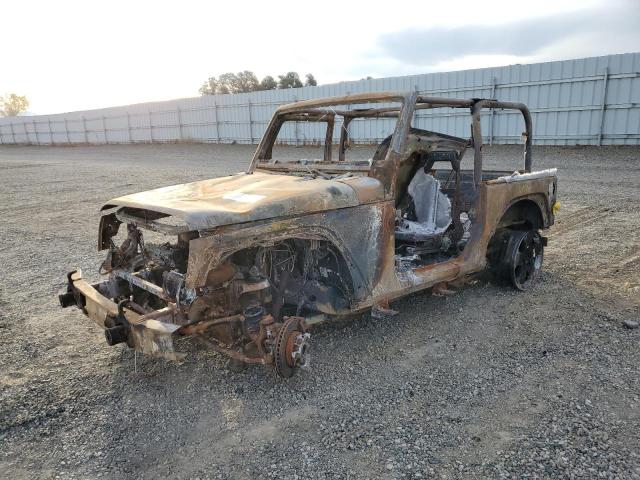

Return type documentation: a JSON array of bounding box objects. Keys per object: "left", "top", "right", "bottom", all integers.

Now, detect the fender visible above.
[
  {"left": 185, "top": 202, "right": 393, "bottom": 302},
  {"left": 498, "top": 194, "right": 551, "bottom": 230}
]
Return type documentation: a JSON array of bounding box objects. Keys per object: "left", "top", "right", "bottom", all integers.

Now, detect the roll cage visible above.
[{"left": 249, "top": 91, "right": 533, "bottom": 193}]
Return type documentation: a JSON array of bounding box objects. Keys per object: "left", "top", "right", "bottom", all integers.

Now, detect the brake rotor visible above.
[{"left": 274, "top": 316, "right": 309, "bottom": 378}]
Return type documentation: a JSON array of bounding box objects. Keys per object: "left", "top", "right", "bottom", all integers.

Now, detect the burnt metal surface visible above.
[
  {"left": 101, "top": 171, "right": 367, "bottom": 231},
  {"left": 60, "top": 91, "right": 557, "bottom": 378}
]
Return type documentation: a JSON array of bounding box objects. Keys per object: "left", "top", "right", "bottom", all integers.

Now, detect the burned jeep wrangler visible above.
[{"left": 59, "top": 92, "right": 559, "bottom": 377}]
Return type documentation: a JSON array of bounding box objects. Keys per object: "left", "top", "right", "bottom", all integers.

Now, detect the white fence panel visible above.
[{"left": 1, "top": 53, "right": 639, "bottom": 146}]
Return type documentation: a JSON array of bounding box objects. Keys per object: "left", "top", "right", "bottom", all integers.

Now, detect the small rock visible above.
[{"left": 623, "top": 320, "right": 639, "bottom": 329}]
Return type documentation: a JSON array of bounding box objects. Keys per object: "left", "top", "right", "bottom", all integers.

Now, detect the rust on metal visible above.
[{"left": 59, "top": 92, "right": 557, "bottom": 378}]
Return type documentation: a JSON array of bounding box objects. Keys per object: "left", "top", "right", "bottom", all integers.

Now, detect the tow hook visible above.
[
  {"left": 104, "top": 300, "right": 132, "bottom": 347},
  {"left": 58, "top": 270, "right": 85, "bottom": 309}
]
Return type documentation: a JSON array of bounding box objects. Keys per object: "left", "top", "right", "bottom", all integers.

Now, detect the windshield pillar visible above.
[
  {"left": 324, "top": 115, "right": 334, "bottom": 162},
  {"left": 338, "top": 117, "right": 352, "bottom": 162},
  {"left": 370, "top": 91, "right": 418, "bottom": 198}
]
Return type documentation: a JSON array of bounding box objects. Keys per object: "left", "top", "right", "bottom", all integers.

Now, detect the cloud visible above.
[{"left": 376, "top": 1, "right": 640, "bottom": 69}]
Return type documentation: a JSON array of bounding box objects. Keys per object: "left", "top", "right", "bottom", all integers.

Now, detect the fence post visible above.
[
  {"left": 82, "top": 116, "right": 88, "bottom": 143},
  {"left": 293, "top": 96, "right": 298, "bottom": 146},
  {"left": 489, "top": 76, "right": 497, "bottom": 145},
  {"left": 213, "top": 99, "right": 220, "bottom": 143},
  {"left": 247, "top": 99, "right": 254, "bottom": 144},
  {"left": 33, "top": 119, "right": 39, "bottom": 145},
  {"left": 10, "top": 121, "right": 16, "bottom": 144},
  {"left": 176, "top": 106, "right": 183, "bottom": 141},
  {"left": 48, "top": 117, "right": 54, "bottom": 145},
  {"left": 597, "top": 67, "right": 609, "bottom": 146},
  {"left": 148, "top": 110, "right": 153, "bottom": 143},
  {"left": 126, "top": 112, "right": 132, "bottom": 143},
  {"left": 64, "top": 118, "right": 70, "bottom": 144},
  {"left": 102, "top": 116, "right": 108, "bottom": 144},
  {"left": 412, "top": 85, "right": 420, "bottom": 128}
]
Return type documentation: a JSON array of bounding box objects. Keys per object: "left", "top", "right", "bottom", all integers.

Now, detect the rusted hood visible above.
[{"left": 102, "top": 171, "right": 383, "bottom": 230}]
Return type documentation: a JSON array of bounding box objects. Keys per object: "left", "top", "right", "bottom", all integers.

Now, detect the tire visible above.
[{"left": 502, "top": 230, "right": 544, "bottom": 291}]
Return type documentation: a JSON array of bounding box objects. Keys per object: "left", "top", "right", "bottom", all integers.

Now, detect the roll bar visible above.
[
  {"left": 417, "top": 96, "right": 533, "bottom": 187},
  {"left": 250, "top": 92, "right": 534, "bottom": 187},
  {"left": 469, "top": 99, "right": 533, "bottom": 186}
]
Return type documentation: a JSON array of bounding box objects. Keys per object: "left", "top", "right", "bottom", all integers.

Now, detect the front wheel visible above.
[{"left": 502, "top": 230, "right": 544, "bottom": 290}]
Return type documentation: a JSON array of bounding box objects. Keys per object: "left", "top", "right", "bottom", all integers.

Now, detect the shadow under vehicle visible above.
[{"left": 59, "top": 92, "right": 559, "bottom": 377}]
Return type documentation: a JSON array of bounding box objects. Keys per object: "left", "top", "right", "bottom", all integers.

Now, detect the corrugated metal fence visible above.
[{"left": 1, "top": 53, "right": 639, "bottom": 146}]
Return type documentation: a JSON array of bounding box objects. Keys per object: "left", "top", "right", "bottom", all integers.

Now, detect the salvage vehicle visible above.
[{"left": 59, "top": 92, "right": 559, "bottom": 377}]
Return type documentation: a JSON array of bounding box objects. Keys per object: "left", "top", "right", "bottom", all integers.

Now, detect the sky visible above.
[{"left": 2, "top": 0, "right": 639, "bottom": 115}]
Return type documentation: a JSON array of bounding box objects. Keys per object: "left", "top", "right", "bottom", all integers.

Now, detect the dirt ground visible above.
[{"left": 0, "top": 143, "right": 639, "bottom": 479}]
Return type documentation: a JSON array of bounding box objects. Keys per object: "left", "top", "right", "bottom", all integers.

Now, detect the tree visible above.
[
  {"left": 199, "top": 77, "right": 219, "bottom": 96},
  {"left": 278, "top": 72, "right": 303, "bottom": 89},
  {"left": 0, "top": 93, "right": 29, "bottom": 117},
  {"left": 218, "top": 73, "right": 238, "bottom": 94},
  {"left": 203, "top": 71, "right": 259, "bottom": 94},
  {"left": 199, "top": 76, "right": 230, "bottom": 95},
  {"left": 304, "top": 73, "right": 317, "bottom": 86},
  {"left": 258, "top": 75, "right": 277, "bottom": 91},
  {"left": 198, "top": 73, "right": 237, "bottom": 95},
  {"left": 199, "top": 71, "right": 308, "bottom": 94},
  {"left": 234, "top": 71, "right": 259, "bottom": 93}
]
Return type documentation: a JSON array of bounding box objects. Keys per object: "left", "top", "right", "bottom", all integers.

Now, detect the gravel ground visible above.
[{"left": 0, "top": 143, "right": 639, "bottom": 479}]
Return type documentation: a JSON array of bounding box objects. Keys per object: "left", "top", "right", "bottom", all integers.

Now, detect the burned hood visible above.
[{"left": 102, "top": 171, "right": 383, "bottom": 230}]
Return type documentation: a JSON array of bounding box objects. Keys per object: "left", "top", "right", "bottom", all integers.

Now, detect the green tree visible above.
[
  {"left": 217, "top": 73, "right": 237, "bottom": 94},
  {"left": 199, "top": 77, "right": 219, "bottom": 96},
  {"left": 200, "top": 71, "right": 260, "bottom": 95},
  {"left": 199, "top": 76, "right": 230, "bottom": 95},
  {"left": 0, "top": 93, "right": 29, "bottom": 117},
  {"left": 234, "top": 71, "right": 259, "bottom": 93},
  {"left": 258, "top": 75, "right": 277, "bottom": 91},
  {"left": 199, "top": 71, "right": 308, "bottom": 94},
  {"left": 278, "top": 72, "right": 303, "bottom": 89},
  {"left": 304, "top": 73, "right": 317, "bottom": 86}
]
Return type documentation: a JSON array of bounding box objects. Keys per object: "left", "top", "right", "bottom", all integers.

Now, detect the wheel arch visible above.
[
  {"left": 497, "top": 195, "right": 548, "bottom": 231},
  {"left": 222, "top": 236, "right": 363, "bottom": 314},
  {"left": 189, "top": 229, "right": 368, "bottom": 301}
]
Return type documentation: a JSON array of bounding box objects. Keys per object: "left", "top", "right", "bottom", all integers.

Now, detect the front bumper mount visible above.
[{"left": 59, "top": 269, "right": 183, "bottom": 361}]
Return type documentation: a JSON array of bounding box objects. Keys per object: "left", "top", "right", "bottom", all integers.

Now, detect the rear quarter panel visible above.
[{"left": 459, "top": 176, "right": 556, "bottom": 274}]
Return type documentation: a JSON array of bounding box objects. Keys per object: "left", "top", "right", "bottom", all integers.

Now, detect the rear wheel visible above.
[{"left": 503, "top": 230, "right": 544, "bottom": 290}]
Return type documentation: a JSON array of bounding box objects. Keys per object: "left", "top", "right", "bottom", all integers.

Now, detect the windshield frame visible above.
[{"left": 247, "top": 92, "right": 412, "bottom": 174}]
